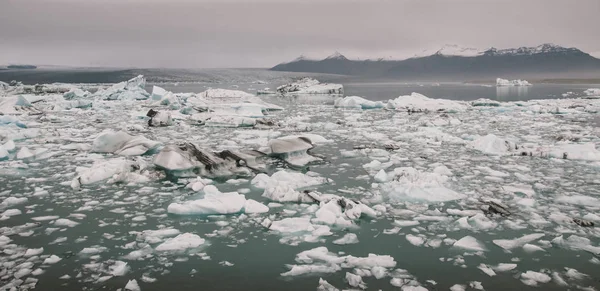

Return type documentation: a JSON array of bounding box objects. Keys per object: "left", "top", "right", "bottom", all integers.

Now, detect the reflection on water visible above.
[{"left": 496, "top": 86, "right": 529, "bottom": 101}]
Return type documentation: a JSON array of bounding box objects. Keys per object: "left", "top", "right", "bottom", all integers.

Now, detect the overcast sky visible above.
[{"left": 1, "top": 0, "right": 599, "bottom": 68}]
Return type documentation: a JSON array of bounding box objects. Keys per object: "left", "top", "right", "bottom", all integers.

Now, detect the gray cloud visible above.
[{"left": 1, "top": 0, "right": 598, "bottom": 68}]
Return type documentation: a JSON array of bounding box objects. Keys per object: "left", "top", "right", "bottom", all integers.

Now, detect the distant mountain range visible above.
[{"left": 271, "top": 44, "right": 600, "bottom": 80}]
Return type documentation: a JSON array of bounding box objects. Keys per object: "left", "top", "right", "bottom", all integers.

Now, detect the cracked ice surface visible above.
[{"left": 0, "top": 76, "right": 599, "bottom": 290}]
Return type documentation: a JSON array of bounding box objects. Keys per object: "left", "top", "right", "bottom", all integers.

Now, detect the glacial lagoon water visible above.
[{"left": 1, "top": 72, "right": 600, "bottom": 291}]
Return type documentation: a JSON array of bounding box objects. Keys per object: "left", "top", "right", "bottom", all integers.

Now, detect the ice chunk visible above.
[
  {"left": 94, "top": 75, "right": 149, "bottom": 100},
  {"left": 496, "top": 78, "right": 532, "bottom": 87},
  {"left": 63, "top": 88, "right": 90, "bottom": 100},
  {"left": 493, "top": 263, "right": 517, "bottom": 272},
  {"left": 0, "top": 95, "right": 40, "bottom": 115},
  {"left": 43, "top": 255, "right": 62, "bottom": 264},
  {"left": 267, "top": 135, "right": 321, "bottom": 167},
  {"left": 54, "top": 218, "right": 79, "bottom": 227},
  {"left": 467, "top": 134, "right": 518, "bottom": 155},
  {"left": 492, "top": 233, "right": 545, "bottom": 250},
  {"left": 453, "top": 236, "right": 487, "bottom": 252},
  {"left": 155, "top": 233, "right": 205, "bottom": 251},
  {"left": 91, "top": 131, "right": 160, "bottom": 156},
  {"left": 146, "top": 109, "right": 173, "bottom": 127},
  {"left": 584, "top": 88, "right": 600, "bottom": 97},
  {"left": 520, "top": 271, "right": 551, "bottom": 286},
  {"left": 153, "top": 143, "right": 263, "bottom": 177},
  {"left": 317, "top": 278, "right": 339, "bottom": 291},
  {"left": 71, "top": 158, "right": 149, "bottom": 189},
  {"left": 277, "top": 78, "right": 343, "bottom": 95},
  {"left": 124, "top": 279, "right": 141, "bottom": 291},
  {"left": 345, "top": 272, "right": 366, "bottom": 289},
  {"left": 167, "top": 185, "right": 268, "bottom": 215},
  {"left": 151, "top": 85, "right": 168, "bottom": 100},
  {"left": 378, "top": 167, "right": 464, "bottom": 202},
  {"left": 109, "top": 261, "right": 129, "bottom": 276},
  {"left": 405, "top": 234, "right": 426, "bottom": 247},
  {"left": 386, "top": 92, "right": 468, "bottom": 113},
  {"left": 333, "top": 233, "right": 359, "bottom": 245},
  {"left": 334, "top": 96, "right": 384, "bottom": 109},
  {"left": 555, "top": 195, "right": 600, "bottom": 207}
]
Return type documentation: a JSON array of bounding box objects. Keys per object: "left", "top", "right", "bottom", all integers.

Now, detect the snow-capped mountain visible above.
[
  {"left": 413, "top": 44, "right": 484, "bottom": 58},
  {"left": 324, "top": 51, "right": 348, "bottom": 60},
  {"left": 271, "top": 44, "right": 600, "bottom": 80}
]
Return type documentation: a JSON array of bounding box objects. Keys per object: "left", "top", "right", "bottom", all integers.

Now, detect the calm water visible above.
[
  {"left": 1, "top": 70, "right": 599, "bottom": 291},
  {"left": 153, "top": 79, "right": 597, "bottom": 102}
]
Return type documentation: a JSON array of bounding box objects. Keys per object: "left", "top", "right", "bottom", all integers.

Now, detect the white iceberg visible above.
[
  {"left": 0, "top": 96, "right": 41, "bottom": 115},
  {"left": 167, "top": 185, "right": 268, "bottom": 215},
  {"left": 91, "top": 131, "right": 161, "bottom": 156},
  {"left": 496, "top": 78, "right": 532, "bottom": 87},
  {"left": 153, "top": 143, "right": 263, "bottom": 177},
  {"left": 63, "top": 88, "right": 90, "bottom": 100},
  {"left": 277, "top": 78, "right": 343, "bottom": 95},
  {"left": 155, "top": 233, "right": 206, "bottom": 251},
  {"left": 467, "top": 134, "right": 519, "bottom": 155},
  {"left": 94, "top": 75, "right": 149, "bottom": 101},
  {"left": 71, "top": 158, "right": 150, "bottom": 189},
  {"left": 583, "top": 88, "right": 600, "bottom": 97},
  {"left": 146, "top": 109, "right": 173, "bottom": 127},
  {"left": 377, "top": 167, "right": 464, "bottom": 202},
  {"left": 334, "top": 96, "right": 385, "bottom": 109},
  {"left": 386, "top": 92, "right": 468, "bottom": 113}
]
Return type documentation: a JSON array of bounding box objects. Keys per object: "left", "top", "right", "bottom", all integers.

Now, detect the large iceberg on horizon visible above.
[
  {"left": 277, "top": 78, "right": 343, "bottom": 95},
  {"left": 496, "top": 78, "right": 532, "bottom": 87}
]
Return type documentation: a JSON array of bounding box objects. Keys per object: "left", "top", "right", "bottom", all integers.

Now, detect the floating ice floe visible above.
[
  {"left": 167, "top": 185, "right": 268, "bottom": 215},
  {"left": 91, "top": 131, "right": 161, "bottom": 156},
  {"left": 496, "top": 78, "right": 532, "bottom": 87},
  {"left": 375, "top": 167, "right": 465, "bottom": 202},
  {"left": 265, "top": 134, "right": 329, "bottom": 167},
  {"left": 281, "top": 246, "right": 396, "bottom": 277},
  {"left": 94, "top": 75, "right": 149, "bottom": 100},
  {"left": 277, "top": 78, "right": 343, "bottom": 95},
  {"left": 71, "top": 158, "right": 153, "bottom": 189},
  {"left": 467, "top": 134, "right": 519, "bottom": 155},
  {"left": 146, "top": 109, "right": 173, "bottom": 127},
  {"left": 334, "top": 96, "right": 385, "bottom": 109},
  {"left": 386, "top": 93, "right": 468, "bottom": 113},
  {"left": 155, "top": 233, "right": 206, "bottom": 251},
  {"left": 583, "top": 88, "right": 600, "bottom": 98},
  {"left": 153, "top": 143, "right": 266, "bottom": 177},
  {"left": 252, "top": 170, "right": 330, "bottom": 203}
]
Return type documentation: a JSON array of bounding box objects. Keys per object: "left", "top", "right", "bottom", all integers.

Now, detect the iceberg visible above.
[
  {"left": 146, "top": 109, "right": 173, "bottom": 127},
  {"left": 91, "top": 131, "right": 161, "bottom": 156},
  {"left": 467, "top": 134, "right": 519, "bottom": 155},
  {"left": 63, "top": 88, "right": 90, "bottom": 100},
  {"left": 377, "top": 167, "right": 464, "bottom": 202},
  {"left": 334, "top": 96, "right": 385, "bottom": 109},
  {"left": 583, "top": 88, "right": 600, "bottom": 98},
  {"left": 94, "top": 75, "right": 149, "bottom": 101},
  {"left": 167, "top": 185, "right": 268, "bottom": 215},
  {"left": 386, "top": 93, "right": 468, "bottom": 113},
  {"left": 496, "top": 78, "right": 532, "bottom": 87},
  {"left": 277, "top": 78, "right": 343, "bottom": 95},
  {"left": 153, "top": 143, "right": 265, "bottom": 177},
  {"left": 267, "top": 135, "right": 325, "bottom": 167},
  {"left": 71, "top": 158, "right": 150, "bottom": 189},
  {"left": 0, "top": 96, "right": 41, "bottom": 115}
]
